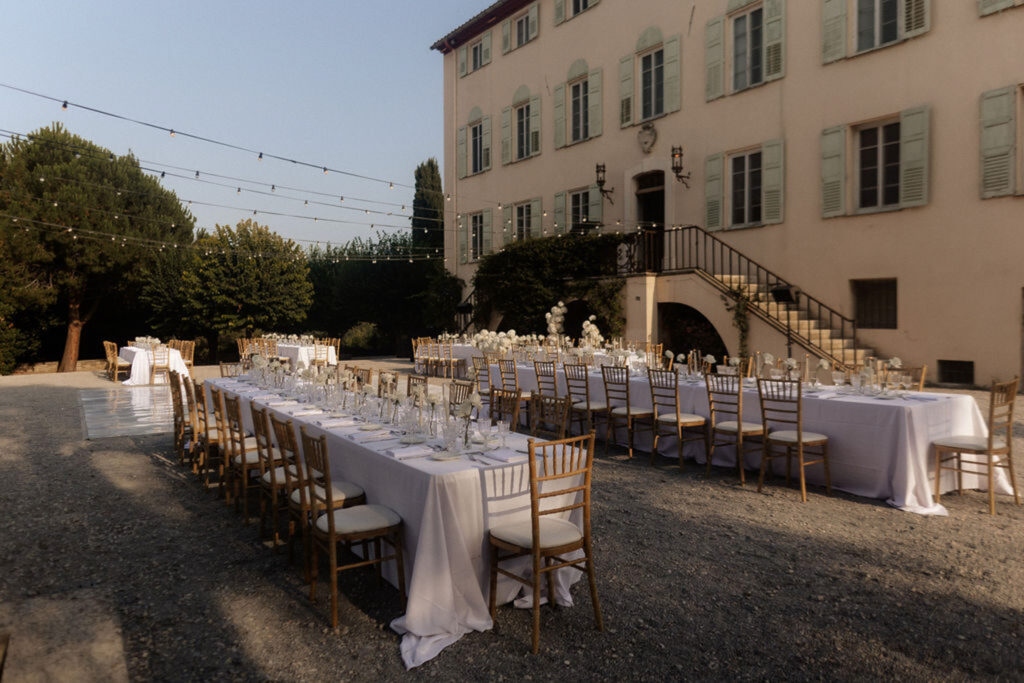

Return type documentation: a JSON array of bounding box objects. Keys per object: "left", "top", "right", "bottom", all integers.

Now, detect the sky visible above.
[{"left": 0, "top": 0, "right": 485, "bottom": 248}]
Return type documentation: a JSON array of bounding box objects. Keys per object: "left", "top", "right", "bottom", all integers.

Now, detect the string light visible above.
[{"left": 61, "top": 100, "right": 68, "bottom": 110}]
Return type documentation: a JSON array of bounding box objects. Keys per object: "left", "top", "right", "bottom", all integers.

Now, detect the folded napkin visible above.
[
  {"left": 486, "top": 449, "right": 527, "bottom": 463},
  {"left": 318, "top": 417, "right": 358, "bottom": 428},
  {"left": 289, "top": 408, "right": 323, "bottom": 417},
  {"left": 267, "top": 399, "right": 298, "bottom": 407},
  {"left": 351, "top": 429, "right": 394, "bottom": 443},
  {"left": 905, "top": 394, "right": 939, "bottom": 401},
  {"left": 386, "top": 444, "right": 434, "bottom": 460}
]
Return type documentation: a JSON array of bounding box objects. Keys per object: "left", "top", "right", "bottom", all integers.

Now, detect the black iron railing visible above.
[
  {"left": 456, "top": 288, "right": 476, "bottom": 333},
  {"left": 623, "top": 226, "right": 858, "bottom": 367}
]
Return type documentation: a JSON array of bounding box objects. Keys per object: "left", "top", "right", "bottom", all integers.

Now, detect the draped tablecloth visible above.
[
  {"left": 119, "top": 346, "right": 188, "bottom": 386},
  {"left": 489, "top": 363, "right": 1005, "bottom": 515},
  {"left": 276, "top": 343, "right": 336, "bottom": 370},
  {"left": 207, "top": 377, "right": 582, "bottom": 668}
]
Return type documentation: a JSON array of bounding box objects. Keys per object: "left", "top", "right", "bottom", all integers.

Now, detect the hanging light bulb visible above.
[
  {"left": 304, "top": 200, "right": 308, "bottom": 206},
  {"left": 160, "top": 171, "right": 166, "bottom": 178},
  {"left": 237, "top": 187, "right": 241, "bottom": 194},
  {"left": 339, "top": 196, "right": 344, "bottom": 203},
  {"left": 195, "top": 171, "right": 200, "bottom": 178},
  {"left": 322, "top": 167, "right": 328, "bottom": 175},
  {"left": 169, "top": 129, "right": 175, "bottom": 137},
  {"left": 271, "top": 185, "right": 275, "bottom": 192},
  {"left": 258, "top": 152, "right": 263, "bottom": 161},
  {"left": 389, "top": 182, "right": 394, "bottom": 189},
  {"left": 61, "top": 100, "right": 68, "bottom": 110}
]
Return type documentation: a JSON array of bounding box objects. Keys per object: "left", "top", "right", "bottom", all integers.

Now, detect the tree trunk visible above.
[{"left": 57, "top": 301, "right": 84, "bottom": 372}]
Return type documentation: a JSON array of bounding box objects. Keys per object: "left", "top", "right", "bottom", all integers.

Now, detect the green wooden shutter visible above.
[
  {"left": 554, "top": 0, "right": 565, "bottom": 24},
  {"left": 458, "top": 46, "right": 468, "bottom": 77},
  {"left": 481, "top": 32, "right": 492, "bottom": 65},
  {"left": 704, "top": 153, "right": 723, "bottom": 230},
  {"left": 588, "top": 184, "right": 603, "bottom": 226},
  {"left": 980, "top": 86, "right": 1016, "bottom": 198},
  {"left": 821, "top": 125, "right": 846, "bottom": 217},
  {"left": 705, "top": 17, "right": 725, "bottom": 102},
  {"left": 764, "top": 0, "right": 785, "bottom": 81},
  {"left": 458, "top": 218, "right": 468, "bottom": 263},
  {"left": 502, "top": 205, "right": 513, "bottom": 245},
  {"left": 528, "top": 3, "right": 539, "bottom": 42},
  {"left": 481, "top": 115, "right": 492, "bottom": 171},
  {"left": 663, "top": 36, "right": 681, "bottom": 114},
  {"left": 903, "top": 0, "right": 929, "bottom": 38},
  {"left": 457, "top": 126, "right": 467, "bottom": 179},
  {"left": 482, "top": 209, "right": 493, "bottom": 254},
  {"left": 554, "top": 83, "right": 566, "bottom": 149},
  {"left": 501, "top": 107, "right": 512, "bottom": 165},
  {"left": 530, "top": 198, "right": 542, "bottom": 238},
  {"left": 553, "top": 191, "right": 566, "bottom": 234},
  {"left": 502, "top": 19, "right": 511, "bottom": 53},
  {"left": 529, "top": 95, "right": 541, "bottom": 156},
  {"left": 822, "top": 0, "right": 847, "bottom": 64},
  {"left": 761, "top": 139, "right": 785, "bottom": 224},
  {"left": 619, "top": 55, "right": 633, "bottom": 128},
  {"left": 899, "top": 106, "right": 930, "bottom": 208},
  {"left": 588, "top": 68, "right": 603, "bottom": 138},
  {"left": 979, "top": 0, "right": 1014, "bottom": 16}
]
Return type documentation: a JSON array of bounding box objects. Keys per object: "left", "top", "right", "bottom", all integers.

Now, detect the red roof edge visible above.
[{"left": 430, "top": 0, "right": 535, "bottom": 53}]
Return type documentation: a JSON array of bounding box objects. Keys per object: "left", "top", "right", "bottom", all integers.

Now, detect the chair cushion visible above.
[
  {"left": 573, "top": 401, "right": 608, "bottom": 412},
  {"left": 611, "top": 405, "right": 653, "bottom": 417},
  {"left": 656, "top": 412, "right": 705, "bottom": 425},
  {"left": 490, "top": 517, "right": 583, "bottom": 549},
  {"left": 933, "top": 435, "right": 1007, "bottom": 452},
  {"left": 231, "top": 438, "right": 261, "bottom": 464},
  {"left": 715, "top": 420, "right": 764, "bottom": 434},
  {"left": 260, "top": 464, "right": 296, "bottom": 486},
  {"left": 291, "top": 479, "right": 364, "bottom": 506},
  {"left": 315, "top": 504, "right": 400, "bottom": 535},
  {"left": 768, "top": 429, "right": 828, "bottom": 444}
]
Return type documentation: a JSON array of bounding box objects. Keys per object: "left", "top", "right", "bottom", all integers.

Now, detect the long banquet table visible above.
[
  {"left": 206, "top": 377, "right": 582, "bottom": 668},
  {"left": 488, "top": 362, "right": 1009, "bottom": 515},
  {"left": 119, "top": 345, "right": 189, "bottom": 386}
]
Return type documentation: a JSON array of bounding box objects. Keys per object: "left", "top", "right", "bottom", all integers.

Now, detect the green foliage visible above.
[
  {"left": 341, "top": 321, "right": 379, "bottom": 354},
  {"left": 412, "top": 158, "right": 443, "bottom": 253},
  {"left": 472, "top": 233, "right": 628, "bottom": 337},
  {"left": 0, "top": 123, "right": 196, "bottom": 371},
  {"left": 721, "top": 285, "right": 752, "bottom": 359}
]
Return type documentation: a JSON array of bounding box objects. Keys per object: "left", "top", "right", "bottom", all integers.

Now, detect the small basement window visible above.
[{"left": 937, "top": 360, "right": 974, "bottom": 385}]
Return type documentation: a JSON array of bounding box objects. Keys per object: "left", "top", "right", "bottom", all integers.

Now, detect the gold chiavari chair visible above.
[
  {"left": 406, "top": 373, "right": 428, "bottom": 402},
  {"left": 252, "top": 405, "right": 291, "bottom": 550},
  {"left": 103, "top": 341, "right": 131, "bottom": 381},
  {"left": 705, "top": 373, "right": 764, "bottom": 485},
  {"left": 564, "top": 363, "right": 608, "bottom": 436},
  {"left": 528, "top": 394, "right": 572, "bottom": 440},
  {"left": 182, "top": 375, "right": 202, "bottom": 472},
  {"left": 601, "top": 366, "right": 653, "bottom": 459},
  {"left": 488, "top": 432, "right": 602, "bottom": 654},
  {"left": 534, "top": 361, "right": 559, "bottom": 398},
  {"left": 150, "top": 344, "right": 171, "bottom": 385},
  {"left": 489, "top": 387, "right": 523, "bottom": 431},
  {"left": 448, "top": 379, "right": 474, "bottom": 417},
  {"left": 179, "top": 339, "right": 195, "bottom": 369},
  {"left": 471, "top": 356, "right": 493, "bottom": 400},
  {"left": 648, "top": 368, "right": 708, "bottom": 469},
  {"left": 223, "top": 394, "right": 262, "bottom": 523},
  {"left": 203, "top": 384, "right": 227, "bottom": 493},
  {"left": 168, "top": 370, "right": 191, "bottom": 467},
  {"left": 934, "top": 376, "right": 1020, "bottom": 515},
  {"left": 219, "top": 361, "right": 243, "bottom": 377},
  {"left": 312, "top": 341, "right": 331, "bottom": 368},
  {"left": 756, "top": 378, "right": 831, "bottom": 502}
]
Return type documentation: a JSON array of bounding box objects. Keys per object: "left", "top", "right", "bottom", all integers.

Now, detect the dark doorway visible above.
[
  {"left": 657, "top": 302, "right": 728, "bottom": 359},
  {"left": 636, "top": 171, "right": 665, "bottom": 272},
  {"left": 563, "top": 299, "right": 594, "bottom": 340}
]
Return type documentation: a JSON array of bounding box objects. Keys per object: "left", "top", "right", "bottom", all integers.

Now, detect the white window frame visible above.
[
  {"left": 570, "top": 189, "right": 590, "bottom": 232},
  {"left": 470, "top": 39, "right": 484, "bottom": 71},
  {"left": 515, "top": 101, "right": 533, "bottom": 160},
  {"left": 855, "top": 118, "right": 901, "bottom": 212},
  {"left": 470, "top": 212, "right": 484, "bottom": 261},
  {"left": 856, "top": 0, "right": 900, "bottom": 53},
  {"left": 729, "top": 148, "right": 763, "bottom": 227},
  {"left": 515, "top": 203, "right": 532, "bottom": 241},
  {"left": 731, "top": 3, "right": 764, "bottom": 92},
  {"left": 470, "top": 120, "right": 484, "bottom": 175},
  {"left": 639, "top": 46, "right": 665, "bottom": 121},
  {"left": 571, "top": 0, "right": 591, "bottom": 17},
  {"left": 515, "top": 13, "right": 530, "bottom": 48},
  {"left": 570, "top": 78, "right": 590, "bottom": 143}
]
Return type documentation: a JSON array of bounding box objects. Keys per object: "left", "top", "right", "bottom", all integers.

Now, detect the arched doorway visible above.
[
  {"left": 657, "top": 302, "right": 728, "bottom": 359},
  {"left": 562, "top": 299, "right": 593, "bottom": 340},
  {"left": 635, "top": 170, "right": 664, "bottom": 272}
]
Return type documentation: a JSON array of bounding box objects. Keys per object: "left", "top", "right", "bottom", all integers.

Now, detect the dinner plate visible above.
[
  {"left": 430, "top": 451, "right": 463, "bottom": 461},
  {"left": 359, "top": 423, "right": 384, "bottom": 431},
  {"left": 400, "top": 434, "right": 428, "bottom": 445}
]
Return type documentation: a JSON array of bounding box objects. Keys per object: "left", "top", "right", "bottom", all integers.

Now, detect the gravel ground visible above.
[{"left": 1, "top": 365, "right": 1022, "bottom": 681}]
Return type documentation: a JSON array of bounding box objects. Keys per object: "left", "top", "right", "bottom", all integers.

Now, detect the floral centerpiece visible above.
[
  {"left": 546, "top": 301, "right": 568, "bottom": 337},
  {"left": 580, "top": 316, "right": 604, "bottom": 349}
]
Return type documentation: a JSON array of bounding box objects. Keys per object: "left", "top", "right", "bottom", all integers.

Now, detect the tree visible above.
[
  {"left": 143, "top": 219, "right": 313, "bottom": 362},
  {"left": 0, "top": 123, "right": 195, "bottom": 371},
  {"left": 411, "top": 158, "right": 444, "bottom": 254}
]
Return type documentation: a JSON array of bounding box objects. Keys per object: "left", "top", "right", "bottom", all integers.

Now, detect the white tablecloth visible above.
[
  {"left": 276, "top": 343, "right": 336, "bottom": 370},
  {"left": 119, "top": 346, "right": 188, "bottom": 386},
  {"left": 207, "top": 377, "right": 582, "bottom": 668},
  {"left": 489, "top": 363, "right": 1007, "bottom": 515}
]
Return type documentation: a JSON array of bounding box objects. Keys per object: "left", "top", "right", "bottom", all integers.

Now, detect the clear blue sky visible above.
[{"left": 0, "top": 0, "right": 483, "bottom": 247}]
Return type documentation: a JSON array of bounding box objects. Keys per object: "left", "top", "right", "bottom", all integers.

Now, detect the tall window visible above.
[
  {"left": 515, "top": 203, "right": 532, "bottom": 240},
  {"left": 640, "top": 48, "right": 664, "bottom": 120},
  {"left": 470, "top": 213, "right": 484, "bottom": 261},
  {"left": 515, "top": 102, "right": 532, "bottom": 160},
  {"left": 471, "top": 40, "right": 483, "bottom": 71},
  {"left": 570, "top": 189, "right": 590, "bottom": 233},
  {"left": 730, "top": 150, "right": 762, "bottom": 225},
  {"left": 572, "top": 0, "right": 590, "bottom": 16},
  {"left": 570, "top": 79, "right": 589, "bottom": 143},
  {"left": 857, "top": 0, "right": 899, "bottom": 52},
  {"left": 470, "top": 121, "right": 484, "bottom": 174},
  {"left": 515, "top": 13, "right": 530, "bottom": 48},
  {"left": 858, "top": 121, "right": 900, "bottom": 210},
  {"left": 733, "top": 6, "right": 763, "bottom": 91}
]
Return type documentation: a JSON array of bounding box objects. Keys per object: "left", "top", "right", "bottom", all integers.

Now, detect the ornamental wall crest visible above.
[{"left": 638, "top": 122, "right": 657, "bottom": 154}]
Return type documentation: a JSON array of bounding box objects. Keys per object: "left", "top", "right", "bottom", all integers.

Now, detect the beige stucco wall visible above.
[{"left": 439, "top": 0, "right": 1024, "bottom": 385}]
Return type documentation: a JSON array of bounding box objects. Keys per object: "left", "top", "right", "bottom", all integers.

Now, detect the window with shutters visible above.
[
  {"left": 458, "top": 31, "right": 491, "bottom": 77},
  {"left": 470, "top": 121, "right": 486, "bottom": 175},
  {"left": 502, "top": 3, "right": 538, "bottom": 54},
  {"left": 470, "top": 40, "right": 484, "bottom": 71},
  {"left": 980, "top": 85, "right": 1022, "bottom": 198},
  {"left": 823, "top": 0, "right": 930, "bottom": 64},
  {"left": 555, "top": 0, "right": 597, "bottom": 25},
  {"left": 857, "top": 120, "right": 901, "bottom": 210},
  {"left": 572, "top": 0, "right": 591, "bottom": 16},
  {"left": 470, "top": 213, "right": 484, "bottom": 261},
  {"left": 620, "top": 29, "right": 680, "bottom": 127},
  {"left": 570, "top": 79, "right": 590, "bottom": 143},
  {"left": 857, "top": 0, "right": 899, "bottom": 51},
  {"left": 515, "top": 13, "right": 531, "bottom": 48},
  {"left": 730, "top": 150, "right": 763, "bottom": 226},
  {"left": 459, "top": 110, "right": 490, "bottom": 179},
  {"left": 515, "top": 203, "right": 532, "bottom": 241},
  {"left": 707, "top": 1, "right": 784, "bottom": 101},
  {"left": 852, "top": 279, "right": 897, "bottom": 329},
  {"left": 732, "top": 4, "right": 764, "bottom": 91},
  {"left": 515, "top": 102, "right": 533, "bottom": 160},
  {"left": 979, "top": 0, "right": 1024, "bottom": 17},
  {"left": 640, "top": 47, "right": 665, "bottom": 120},
  {"left": 570, "top": 189, "right": 591, "bottom": 233},
  {"left": 555, "top": 64, "right": 601, "bottom": 148}
]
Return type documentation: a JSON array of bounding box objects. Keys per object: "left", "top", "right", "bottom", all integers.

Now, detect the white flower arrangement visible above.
[
  {"left": 134, "top": 335, "right": 161, "bottom": 346},
  {"left": 784, "top": 357, "right": 799, "bottom": 370},
  {"left": 762, "top": 353, "right": 775, "bottom": 367},
  {"left": 546, "top": 301, "right": 568, "bottom": 337},
  {"left": 676, "top": 353, "right": 687, "bottom": 363},
  {"left": 818, "top": 358, "right": 831, "bottom": 371},
  {"left": 888, "top": 357, "right": 903, "bottom": 369},
  {"left": 729, "top": 356, "right": 741, "bottom": 367},
  {"left": 664, "top": 349, "right": 674, "bottom": 359},
  {"left": 581, "top": 318, "right": 604, "bottom": 349},
  {"left": 703, "top": 354, "right": 716, "bottom": 365},
  {"left": 252, "top": 354, "right": 268, "bottom": 369}
]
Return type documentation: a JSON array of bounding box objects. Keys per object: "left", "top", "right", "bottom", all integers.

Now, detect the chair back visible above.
[
  {"left": 526, "top": 432, "right": 596, "bottom": 547},
  {"left": 448, "top": 379, "right": 474, "bottom": 415},
  {"left": 270, "top": 414, "right": 307, "bottom": 507},
  {"left": 250, "top": 404, "right": 280, "bottom": 487},
  {"left": 299, "top": 427, "right": 336, "bottom": 529},
  {"left": 705, "top": 373, "right": 743, "bottom": 427},
  {"left": 352, "top": 366, "right": 372, "bottom": 387},
  {"left": 264, "top": 338, "right": 279, "bottom": 356},
  {"left": 986, "top": 377, "right": 1019, "bottom": 452},
  {"left": 192, "top": 379, "right": 209, "bottom": 435},
  {"left": 529, "top": 394, "right": 571, "bottom": 439},
  {"left": 756, "top": 378, "right": 802, "bottom": 436},
  {"left": 208, "top": 385, "right": 226, "bottom": 435},
  {"left": 314, "top": 342, "right": 330, "bottom": 364},
  {"left": 152, "top": 344, "right": 170, "bottom": 367},
  {"left": 648, "top": 368, "right": 680, "bottom": 418},
  {"left": 497, "top": 359, "right": 519, "bottom": 391},
  {"left": 168, "top": 370, "right": 186, "bottom": 451},
  {"left": 406, "top": 374, "right": 428, "bottom": 403},
  {"left": 167, "top": 339, "right": 180, "bottom": 351},
  {"left": 489, "top": 387, "right": 523, "bottom": 430},
  {"left": 179, "top": 339, "right": 195, "bottom": 364},
  {"left": 183, "top": 375, "right": 199, "bottom": 430},
  {"left": 601, "top": 366, "right": 632, "bottom": 410},
  {"left": 472, "top": 356, "right": 492, "bottom": 394},
  {"left": 220, "top": 362, "right": 243, "bottom": 377},
  {"left": 534, "top": 361, "right": 558, "bottom": 397},
  {"left": 223, "top": 394, "right": 248, "bottom": 462},
  {"left": 482, "top": 350, "right": 500, "bottom": 364},
  {"left": 103, "top": 340, "right": 117, "bottom": 365}
]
